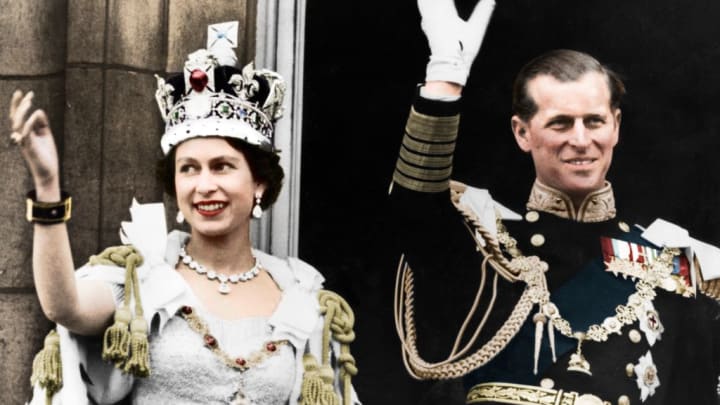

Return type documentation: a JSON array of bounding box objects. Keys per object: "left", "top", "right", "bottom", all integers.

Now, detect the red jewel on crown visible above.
[{"left": 189, "top": 69, "right": 209, "bottom": 92}]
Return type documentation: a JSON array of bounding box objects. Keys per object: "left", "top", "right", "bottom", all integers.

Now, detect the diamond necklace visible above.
[{"left": 179, "top": 245, "right": 261, "bottom": 294}]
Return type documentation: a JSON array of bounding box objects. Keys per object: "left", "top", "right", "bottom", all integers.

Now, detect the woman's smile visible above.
[{"left": 194, "top": 200, "right": 228, "bottom": 216}]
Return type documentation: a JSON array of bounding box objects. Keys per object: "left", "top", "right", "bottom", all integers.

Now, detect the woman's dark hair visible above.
[
  {"left": 158, "top": 137, "right": 284, "bottom": 210},
  {"left": 512, "top": 49, "right": 626, "bottom": 122}
]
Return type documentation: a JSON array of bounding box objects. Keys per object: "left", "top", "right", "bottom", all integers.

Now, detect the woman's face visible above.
[{"left": 174, "top": 137, "right": 264, "bottom": 239}]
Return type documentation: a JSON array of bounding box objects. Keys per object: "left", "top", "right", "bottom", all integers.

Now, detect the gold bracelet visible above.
[{"left": 25, "top": 191, "right": 72, "bottom": 224}]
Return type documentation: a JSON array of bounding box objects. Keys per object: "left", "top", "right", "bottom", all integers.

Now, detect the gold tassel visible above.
[
  {"left": 300, "top": 354, "right": 323, "bottom": 403},
  {"left": 30, "top": 329, "right": 63, "bottom": 404},
  {"left": 320, "top": 363, "right": 340, "bottom": 405},
  {"left": 102, "top": 307, "right": 131, "bottom": 364},
  {"left": 321, "top": 390, "right": 340, "bottom": 405},
  {"left": 300, "top": 354, "right": 339, "bottom": 405},
  {"left": 122, "top": 249, "right": 150, "bottom": 377},
  {"left": 319, "top": 363, "right": 335, "bottom": 386},
  {"left": 532, "top": 312, "right": 546, "bottom": 375},
  {"left": 317, "top": 290, "right": 357, "bottom": 405},
  {"left": 548, "top": 318, "right": 557, "bottom": 363},
  {"left": 91, "top": 245, "right": 150, "bottom": 377},
  {"left": 123, "top": 317, "right": 150, "bottom": 377}
]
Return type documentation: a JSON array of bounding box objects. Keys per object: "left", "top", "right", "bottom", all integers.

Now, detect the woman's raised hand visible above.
[
  {"left": 9, "top": 90, "right": 60, "bottom": 192},
  {"left": 418, "top": 0, "right": 496, "bottom": 86}
]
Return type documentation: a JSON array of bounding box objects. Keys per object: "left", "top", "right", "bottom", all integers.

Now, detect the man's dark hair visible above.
[
  {"left": 158, "top": 137, "right": 284, "bottom": 210},
  {"left": 512, "top": 49, "right": 626, "bottom": 122}
]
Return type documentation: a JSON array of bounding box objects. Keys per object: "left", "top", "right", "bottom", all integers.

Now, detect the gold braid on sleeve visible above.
[{"left": 392, "top": 107, "right": 459, "bottom": 193}]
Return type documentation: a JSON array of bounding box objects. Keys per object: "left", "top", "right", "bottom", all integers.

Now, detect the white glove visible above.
[{"left": 419, "top": 0, "right": 496, "bottom": 86}]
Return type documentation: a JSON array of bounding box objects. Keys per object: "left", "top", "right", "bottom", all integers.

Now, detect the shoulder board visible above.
[
  {"left": 695, "top": 257, "right": 720, "bottom": 303},
  {"left": 642, "top": 218, "right": 720, "bottom": 301},
  {"left": 449, "top": 180, "right": 526, "bottom": 282}
]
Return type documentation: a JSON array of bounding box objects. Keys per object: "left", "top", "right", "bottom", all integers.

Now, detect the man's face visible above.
[{"left": 511, "top": 72, "right": 621, "bottom": 201}]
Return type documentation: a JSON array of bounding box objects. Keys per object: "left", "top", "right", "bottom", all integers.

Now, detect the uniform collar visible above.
[{"left": 526, "top": 180, "right": 616, "bottom": 222}]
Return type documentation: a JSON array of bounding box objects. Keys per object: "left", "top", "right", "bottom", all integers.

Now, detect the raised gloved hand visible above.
[{"left": 419, "top": 0, "right": 496, "bottom": 86}]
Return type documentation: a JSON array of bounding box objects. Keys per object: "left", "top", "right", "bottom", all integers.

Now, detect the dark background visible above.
[{"left": 300, "top": 1, "right": 720, "bottom": 403}]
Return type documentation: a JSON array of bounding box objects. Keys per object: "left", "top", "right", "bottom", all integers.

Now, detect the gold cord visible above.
[
  {"left": 396, "top": 181, "right": 682, "bottom": 380},
  {"left": 90, "top": 245, "right": 150, "bottom": 377},
  {"left": 394, "top": 256, "right": 535, "bottom": 379},
  {"left": 392, "top": 182, "right": 540, "bottom": 380},
  {"left": 317, "top": 290, "right": 357, "bottom": 405},
  {"left": 450, "top": 254, "right": 492, "bottom": 356},
  {"left": 451, "top": 258, "right": 501, "bottom": 360}
]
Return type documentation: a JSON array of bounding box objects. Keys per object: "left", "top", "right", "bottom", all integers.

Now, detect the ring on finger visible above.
[{"left": 10, "top": 131, "right": 25, "bottom": 145}]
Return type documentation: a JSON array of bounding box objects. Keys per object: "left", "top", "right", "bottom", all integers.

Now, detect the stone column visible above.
[{"left": 0, "top": 1, "right": 68, "bottom": 403}]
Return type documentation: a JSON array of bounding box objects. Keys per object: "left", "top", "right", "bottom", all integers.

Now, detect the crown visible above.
[{"left": 155, "top": 21, "right": 285, "bottom": 154}]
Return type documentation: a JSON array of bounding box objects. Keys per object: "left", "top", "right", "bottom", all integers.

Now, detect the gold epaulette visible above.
[
  {"left": 392, "top": 107, "right": 459, "bottom": 193},
  {"left": 695, "top": 256, "right": 720, "bottom": 302},
  {"left": 449, "top": 180, "right": 522, "bottom": 282},
  {"left": 699, "top": 279, "right": 720, "bottom": 301}
]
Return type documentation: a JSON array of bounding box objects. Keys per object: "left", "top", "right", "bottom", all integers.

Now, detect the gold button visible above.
[
  {"left": 628, "top": 329, "right": 642, "bottom": 343},
  {"left": 618, "top": 221, "right": 630, "bottom": 232},
  {"left": 525, "top": 210, "right": 540, "bottom": 223},
  {"left": 625, "top": 363, "right": 635, "bottom": 378},
  {"left": 530, "top": 234, "right": 545, "bottom": 247},
  {"left": 618, "top": 394, "right": 631, "bottom": 405},
  {"left": 539, "top": 378, "right": 554, "bottom": 389}
]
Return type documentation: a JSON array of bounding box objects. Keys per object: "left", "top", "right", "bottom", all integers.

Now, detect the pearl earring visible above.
[{"left": 252, "top": 194, "right": 263, "bottom": 219}]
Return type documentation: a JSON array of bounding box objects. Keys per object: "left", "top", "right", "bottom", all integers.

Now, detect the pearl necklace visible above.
[{"left": 179, "top": 246, "right": 261, "bottom": 294}]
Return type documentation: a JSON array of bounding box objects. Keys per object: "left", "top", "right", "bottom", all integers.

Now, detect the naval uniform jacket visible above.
[{"left": 390, "top": 94, "right": 720, "bottom": 404}]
